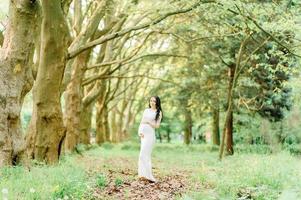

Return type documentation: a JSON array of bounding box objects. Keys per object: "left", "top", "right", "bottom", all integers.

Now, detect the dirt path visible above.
[{"left": 76, "top": 152, "right": 199, "bottom": 200}]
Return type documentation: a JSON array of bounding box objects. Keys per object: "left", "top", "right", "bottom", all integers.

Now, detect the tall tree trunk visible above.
[
  {"left": 111, "top": 108, "right": 119, "bottom": 143},
  {"left": 78, "top": 85, "right": 94, "bottom": 145},
  {"left": 124, "top": 100, "right": 135, "bottom": 140},
  {"left": 219, "top": 65, "right": 236, "bottom": 159},
  {"left": 79, "top": 103, "right": 93, "bottom": 144},
  {"left": 0, "top": 0, "right": 38, "bottom": 166},
  {"left": 184, "top": 108, "right": 192, "bottom": 145},
  {"left": 94, "top": 38, "right": 113, "bottom": 144},
  {"left": 225, "top": 109, "right": 234, "bottom": 154},
  {"left": 212, "top": 107, "right": 220, "bottom": 145},
  {"left": 167, "top": 129, "right": 171, "bottom": 143},
  {"left": 95, "top": 94, "right": 111, "bottom": 144},
  {"left": 0, "top": 31, "right": 4, "bottom": 46},
  {"left": 158, "top": 130, "right": 162, "bottom": 143},
  {"left": 225, "top": 66, "right": 235, "bottom": 155},
  {"left": 64, "top": 51, "right": 90, "bottom": 152},
  {"left": 64, "top": 0, "right": 108, "bottom": 150},
  {"left": 95, "top": 112, "right": 106, "bottom": 144},
  {"left": 117, "top": 95, "right": 128, "bottom": 142},
  {"left": 103, "top": 104, "right": 110, "bottom": 141},
  {"left": 122, "top": 78, "right": 143, "bottom": 140},
  {"left": 95, "top": 82, "right": 107, "bottom": 144},
  {"left": 26, "top": 0, "right": 70, "bottom": 164}
]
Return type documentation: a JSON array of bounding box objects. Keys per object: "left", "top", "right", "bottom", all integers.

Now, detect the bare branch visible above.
[
  {"left": 83, "top": 53, "right": 187, "bottom": 86},
  {"left": 84, "top": 74, "right": 181, "bottom": 87},
  {"left": 86, "top": 31, "right": 153, "bottom": 73},
  {"left": 68, "top": 1, "right": 215, "bottom": 59},
  {"left": 157, "top": 30, "right": 242, "bottom": 43},
  {"left": 68, "top": 0, "right": 108, "bottom": 52}
]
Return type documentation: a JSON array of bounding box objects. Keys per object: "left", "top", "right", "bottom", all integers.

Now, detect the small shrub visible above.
[
  {"left": 235, "top": 144, "right": 273, "bottom": 154},
  {"left": 284, "top": 144, "right": 301, "bottom": 155},
  {"left": 52, "top": 182, "right": 85, "bottom": 199},
  {"left": 102, "top": 142, "right": 114, "bottom": 149},
  {"left": 0, "top": 166, "right": 25, "bottom": 179},
  {"left": 75, "top": 144, "right": 87, "bottom": 154},
  {"left": 114, "top": 178, "right": 123, "bottom": 187},
  {"left": 96, "top": 174, "right": 107, "bottom": 188},
  {"left": 121, "top": 142, "right": 140, "bottom": 151}
]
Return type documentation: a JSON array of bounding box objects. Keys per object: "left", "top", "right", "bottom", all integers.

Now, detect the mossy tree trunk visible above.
[
  {"left": 78, "top": 85, "right": 95, "bottom": 145},
  {"left": 225, "top": 66, "right": 235, "bottom": 155},
  {"left": 0, "top": 0, "right": 39, "bottom": 166},
  {"left": 26, "top": 0, "right": 70, "bottom": 164},
  {"left": 212, "top": 106, "right": 220, "bottom": 145},
  {"left": 64, "top": 0, "right": 108, "bottom": 151},
  {"left": 64, "top": 51, "right": 90, "bottom": 151},
  {"left": 184, "top": 107, "right": 192, "bottom": 145},
  {"left": 110, "top": 108, "right": 119, "bottom": 143},
  {"left": 95, "top": 81, "right": 108, "bottom": 144}
]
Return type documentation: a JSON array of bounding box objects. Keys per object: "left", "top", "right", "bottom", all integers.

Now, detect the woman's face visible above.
[{"left": 150, "top": 97, "right": 157, "bottom": 108}]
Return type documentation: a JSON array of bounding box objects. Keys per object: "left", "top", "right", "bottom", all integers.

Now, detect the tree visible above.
[
  {"left": 0, "top": 0, "right": 39, "bottom": 166},
  {"left": 26, "top": 0, "right": 70, "bottom": 164}
]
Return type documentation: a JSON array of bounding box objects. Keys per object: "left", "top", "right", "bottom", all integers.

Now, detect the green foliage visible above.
[
  {"left": 101, "top": 142, "right": 114, "bottom": 149},
  {"left": 1, "top": 144, "right": 300, "bottom": 199},
  {"left": 0, "top": 158, "right": 88, "bottom": 199},
  {"left": 235, "top": 144, "right": 273, "bottom": 154},
  {"left": 96, "top": 174, "right": 107, "bottom": 188},
  {"left": 283, "top": 143, "right": 301, "bottom": 155},
  {"left": 74, "top": 144, "right": 87, "bottom": 155},
  {"left": 52, "top": 181, "right": 86, "bottom": 199},
  {"left": 247, "top": 40, "right": 296, "bottom": 121},
  {"left": 114, "top": 178, "right": 123, "bottom": 187},
  {"left": 188, "top": 152, "right": 301, "bottom": 199},
  {"left": 0, "top": 165, "right": 25, "bottom": 180},
  {"left": 120, "top": 141, "right": 140, "bottom": 151}
]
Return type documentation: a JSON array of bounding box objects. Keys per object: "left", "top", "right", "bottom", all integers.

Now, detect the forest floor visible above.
[{"left": 0, "top": 142, "right": 301, "bottom": 200}]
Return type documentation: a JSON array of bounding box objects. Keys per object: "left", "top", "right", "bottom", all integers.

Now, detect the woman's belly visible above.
[{"left": 138, "top": 123, "right": 155, "bottom": 135}]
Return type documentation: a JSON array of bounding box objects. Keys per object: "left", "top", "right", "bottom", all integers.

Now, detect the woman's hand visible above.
[
  {"left": 141, "top": 120, "right": 153, "bottom": 127},
  {"left": 141, "top": 119, "right": 148, "bottom": 124},
  {"left": 147, "top": 121, "right": 156, "bottom": 128}
]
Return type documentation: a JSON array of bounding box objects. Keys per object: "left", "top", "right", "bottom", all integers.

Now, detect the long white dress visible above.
[{"left": 138, "top": 108, "right": 161, "bottom": 182}]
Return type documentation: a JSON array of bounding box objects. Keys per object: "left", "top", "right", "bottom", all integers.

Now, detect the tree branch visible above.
[
  {"left": 83, "top": 53, "right": 187, "bottom": 86},
  {"left": 157, "top": 30, "right": 241, "bottom": 43},
  {"left": 84, "top": 74, "right": 181, "bottom": 87},
  {"left": 217, "top": 2, "right": 301, "bottom": 58},
  {"left": 87, "top": 31, "right": 153, "bottom": 70},
  {"left": 68, "top": 0, "right": 215, "bottom": 59}
]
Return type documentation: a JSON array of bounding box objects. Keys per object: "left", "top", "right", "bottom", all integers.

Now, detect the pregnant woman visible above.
[{"left": 138, "top": 96, "right": 163, "bottom": 183}]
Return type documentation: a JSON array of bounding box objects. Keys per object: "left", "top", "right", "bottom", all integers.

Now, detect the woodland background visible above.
[{"left": 0, "top": 0, "right": 301, "bottom": 199}]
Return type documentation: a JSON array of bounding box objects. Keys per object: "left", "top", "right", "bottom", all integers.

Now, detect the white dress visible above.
[{"left": 138, "top": 108, "right": 161, "bottom": 182}]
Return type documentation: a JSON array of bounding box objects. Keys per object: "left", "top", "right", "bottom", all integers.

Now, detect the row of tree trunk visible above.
[
  {"left": 182, "top": 67, "right": 234, "bottom": 151},
  {"left": 0, "top": 0, "right": 237, "bottom": 166},
  {"left": 0, "top": 0, "right": 146, "bottom": 167}
]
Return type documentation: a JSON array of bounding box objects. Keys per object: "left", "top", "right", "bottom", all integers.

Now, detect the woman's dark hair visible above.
[{"left": 149, "top": 96, "right": 163, "bottom": 122}]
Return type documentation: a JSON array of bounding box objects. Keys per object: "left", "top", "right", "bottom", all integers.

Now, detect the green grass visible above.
[
  {"left": 96, "top": 173, "right": 107, "bottom": 188},
  {"left": 0, "top": 142, "right": 300, "bottom": 199}
]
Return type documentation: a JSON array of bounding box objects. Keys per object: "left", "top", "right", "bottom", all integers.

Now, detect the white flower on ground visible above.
[
  {"left": 63, "top": 195, "right": 69, "bottom": 200},
  {"left": 2, "top": 188, "right": 8, "bottom": 194},
  {"left": 30, "top": 188, "right": 35, "bottom": 193}
]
